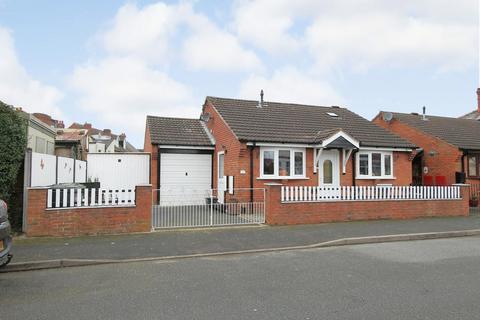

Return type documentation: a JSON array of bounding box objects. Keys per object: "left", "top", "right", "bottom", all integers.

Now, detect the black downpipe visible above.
[
  {"left": 249, "top": 143, "right": 255, "bottom": 203},
  {"left": 352, "top": 150, "right": 357, "bottom": 187}
]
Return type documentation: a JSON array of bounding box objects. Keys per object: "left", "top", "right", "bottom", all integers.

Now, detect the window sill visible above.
[
  {"left": 355, "top": 176, "right": 396, "bottom": 180},
  {"left": 257, "top": 176, "right": 310, "bottom": 180}
]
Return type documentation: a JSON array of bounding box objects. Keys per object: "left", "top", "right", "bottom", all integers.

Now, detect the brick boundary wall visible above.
[
  {"left": 26, "top": 185, "right": 152, "bottom": 237},
  {"left": 265, "top": 184, "right": 470, "bottom": 225}
]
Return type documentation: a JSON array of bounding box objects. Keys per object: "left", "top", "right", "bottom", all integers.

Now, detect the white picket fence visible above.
[
  {"left": 281, "top": 185, "right": 462, "bottom": 203},
  {"left": 47, "top": 188, "right": 135, "bottom": 209}
]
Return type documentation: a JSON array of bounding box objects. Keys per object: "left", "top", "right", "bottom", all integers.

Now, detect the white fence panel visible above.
[
  {"left": 31, "top": 152, "right": 56, "bottom": 187},
  {"left": 87, "top": 153, "right": 150, "bottom": 189},
  {"left": 281, "top": 185, "right": 462, "bottom": 202},
  {"left": 57, "top": 156, "right": 75, "bottom": 183},
  {"left": 46, "top": 187, "right": 136, "bottom": 209},
  {"left": 75, "top": 160, "right": 87, "bottom": 183}
]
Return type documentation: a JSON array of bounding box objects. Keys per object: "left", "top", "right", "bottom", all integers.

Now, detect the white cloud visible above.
[
  {"left": 305, "top": 10, "right": 476, "bottom": 72},
  {"left": 233, "top": 0, "right": 477, "bottom": 71},
  {"left": 99, "top": 2, "right": 189, "bottom": 64},
  {"left": 99, "top": 2, "right": 261, "bottom": 71},
  {"left": 239, "top": 67, "right": 344, "bottom": 106},
  {"left": 182, "top": 13, "right": 262, "bottom": 72},
  {"left": 0, "top": 27, "right": 63, "bottom": 117},
  {"left": 69, "top": 57, "right": 198, "bottom": 138},
  {"left": 232, "top": 0, "right": 302, "bottom": 54}
]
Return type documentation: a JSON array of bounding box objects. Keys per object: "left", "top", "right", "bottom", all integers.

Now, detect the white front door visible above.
[
  {"left": 217, "top": 152, "right": 226, "bottom": 203},
  {"left": 318, "top": 150, "right": 340, "bottom": 187}
]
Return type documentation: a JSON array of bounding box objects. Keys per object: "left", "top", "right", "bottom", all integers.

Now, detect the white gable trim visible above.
[{"left": 319, "top": 130, "right": 360, "bottom": 149}]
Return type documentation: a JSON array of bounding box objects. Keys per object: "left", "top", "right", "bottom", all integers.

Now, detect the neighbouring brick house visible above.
[
  {"left": 373, "top": 110, "right": 480, "bottom": 189},
  {"left": 145, "top": 94, "right": 416, "bottom": 204}
]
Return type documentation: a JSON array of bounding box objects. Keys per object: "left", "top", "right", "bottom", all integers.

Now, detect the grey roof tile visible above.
[
  {"left": 389, "top": 112, "right": 480, "bottom": 151},
  {"left": 146, "top": 116, "right": 213, "bottom": 146},
  {"left": 207, "top": 96, "right": 415, "bottom": 148}
]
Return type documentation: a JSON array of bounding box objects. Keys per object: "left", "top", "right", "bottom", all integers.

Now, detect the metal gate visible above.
[{"left": 152, "top": 188, "right": 265, "bottom": 229}]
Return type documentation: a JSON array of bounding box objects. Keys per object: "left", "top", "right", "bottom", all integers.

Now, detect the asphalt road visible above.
[{"left": 2, "top": 237, "right": 480, "bottom": 320}]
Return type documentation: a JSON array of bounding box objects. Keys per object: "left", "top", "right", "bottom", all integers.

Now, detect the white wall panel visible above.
[
  {"left": 31, "top": 152, "right": 56, "bottom": 186},
  {"left": 75, "top": 160, "right": 87, "bottom": 183},
  {"left": 87, "top": 153, "right": 150, "bottom": 189},
  {"left": 57, "top": 156, "right": 74, "bottom": 183}
]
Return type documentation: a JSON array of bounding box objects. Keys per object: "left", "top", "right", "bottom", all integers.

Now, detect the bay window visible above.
[
  {"left": 260, "top": 148, "right": 306, "bottom": 178},
  {"left": 356, "top": 151, "right": 394, "bottom": 179}
]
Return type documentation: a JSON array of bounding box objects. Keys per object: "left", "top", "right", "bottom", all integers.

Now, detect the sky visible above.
[{"left": 0, "top": 0, "right": 478, "bottom": 148}]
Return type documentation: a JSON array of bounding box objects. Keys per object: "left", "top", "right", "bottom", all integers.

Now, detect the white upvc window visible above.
[
  {"left": 260, "top": 147, "right": 306, "bottom": 179},
  {"left": 356, "top": 151, "right": 394, "bottom": 179}
]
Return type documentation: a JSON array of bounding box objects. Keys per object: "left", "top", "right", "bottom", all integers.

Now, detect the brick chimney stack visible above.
[{"left": 477, "top": 88, "right": 480, "bottom": 112}]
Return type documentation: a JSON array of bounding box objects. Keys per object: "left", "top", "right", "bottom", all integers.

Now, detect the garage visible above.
[
  {"left": 145, "top": 115, "right": 215, "bottom": 206},
  {"left": 146, "top": 115, "right": 264, "bottom": 229},
  {"left": 159, "top": 149, "right": 213, "bottom": 205}
]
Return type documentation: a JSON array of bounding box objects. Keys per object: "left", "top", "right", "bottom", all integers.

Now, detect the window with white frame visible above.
[
  {"left": 356, "top": 151, "right": 394, "bottom": 179},
  {"left": 260, "top": 148, "right": 306, "bottom": 178}
]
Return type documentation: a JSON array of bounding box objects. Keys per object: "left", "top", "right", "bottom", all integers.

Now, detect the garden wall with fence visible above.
[
  {"left": 25, "top": 185, "right": 152, "bottom": 237},
  {"left": 265, "top": 184, "right": 470, "bottom": 225}
]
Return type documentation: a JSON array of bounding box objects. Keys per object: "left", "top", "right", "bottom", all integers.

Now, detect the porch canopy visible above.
[{"left": 313, "top": 129, "right": 359, "bottom": 174}]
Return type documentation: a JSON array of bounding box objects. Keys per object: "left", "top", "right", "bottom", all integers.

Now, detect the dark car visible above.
[{"left": 0, "top": 200, "right": 12, "bottom": 267}]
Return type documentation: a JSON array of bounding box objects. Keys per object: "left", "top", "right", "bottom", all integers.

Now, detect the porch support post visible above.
[
  {"left": 342, "top": 149, "right": 353, "bottom": 174},
  {"left": 313, "top": 147, "right": 323, "bottom": 173}
]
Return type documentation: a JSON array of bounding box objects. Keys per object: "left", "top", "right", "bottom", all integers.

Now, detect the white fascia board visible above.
[
  {"left": 246, "top": 142, "right": 312, "bottom": 148},
  {"left": 158, "top": 145, "right": 215, "bottom": 150},
  {"left": 359, "top": 147, "right": 412, "bottom": 152},
  {"left": 200, "top": 121, "right": 216, "bottom": 145}
]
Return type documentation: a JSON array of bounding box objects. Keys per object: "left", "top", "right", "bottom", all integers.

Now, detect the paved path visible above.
[
  {"left": 2, "top": 236, "right": 480, "bottom": 320},
  {"left": 9, "top": 214, "right": 480, "bottom": 263}
]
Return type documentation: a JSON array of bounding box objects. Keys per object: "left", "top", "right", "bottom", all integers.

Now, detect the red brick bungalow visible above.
[
  {"left": 373, "top": 110, "right": 480, "bottom": 192},
  {"left": 145, "top": 94, "right": 416, "bottom": 204}
]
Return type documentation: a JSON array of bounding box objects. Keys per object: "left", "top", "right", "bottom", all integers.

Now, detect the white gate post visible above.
[{"left": 210, "top": 190, "right": 214, "bottom": 226}]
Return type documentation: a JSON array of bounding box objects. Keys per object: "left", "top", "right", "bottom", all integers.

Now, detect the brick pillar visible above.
[
  {"left": 26, "top": 188, "right": 48, "bottom": 236},
  {"left": 455, "top": 184, "right": 471, "bottom": 215},
  {"left": 135, "top": 184, "right": 153, "bottom": 232},
  {"left": 264, "top": 183, "right": 282, "bottom": 225}
]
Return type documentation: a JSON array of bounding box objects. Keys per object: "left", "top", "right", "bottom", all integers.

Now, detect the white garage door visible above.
[{"left": 159, "top": 152, "right": 212, "bottom": 205}]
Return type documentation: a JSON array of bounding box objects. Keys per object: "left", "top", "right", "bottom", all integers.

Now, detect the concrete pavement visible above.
[
  {"left": 9, "top": 214, "right": 480, "bottom": 265},
  {"left": 2, "top": 236, "right": 480, "bottom": 320}
]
